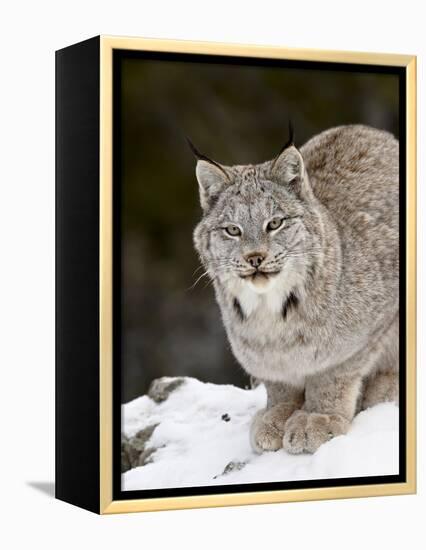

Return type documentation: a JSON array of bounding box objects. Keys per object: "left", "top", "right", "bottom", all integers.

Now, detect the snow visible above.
[{"left": 122, "top": 377, "right": 399, "bottom": 491}]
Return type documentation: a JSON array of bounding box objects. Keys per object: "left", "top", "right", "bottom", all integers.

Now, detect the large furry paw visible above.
[
  {"left": 283, "top": 410, "right": 350, "bottom": 454},
  {"left": 250, "top": 404, "right": 294, "bottom": 453},
  {"left": 250, "top": 408, "right": 284, "bottom": 453}
]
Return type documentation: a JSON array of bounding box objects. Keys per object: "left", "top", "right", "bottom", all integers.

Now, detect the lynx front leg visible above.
[
  {"left": 283, "top": 369, "right": 362, "bottom": 454},
  {"left": 250, "top": 381, "right": 303, "bottom": 453}
]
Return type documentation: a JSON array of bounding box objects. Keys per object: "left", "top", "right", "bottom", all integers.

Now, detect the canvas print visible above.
[{"left": 117, "top": 53, "right": 401, "bottom": 493}]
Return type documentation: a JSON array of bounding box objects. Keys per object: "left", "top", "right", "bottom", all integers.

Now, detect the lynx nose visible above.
[{"left": 246, "top": 253, "right": 265, "bottom": 268}]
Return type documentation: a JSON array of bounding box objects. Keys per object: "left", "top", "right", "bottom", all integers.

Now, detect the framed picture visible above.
[{"left": 55, "top": 36, "right": 416, "bottom": 514}]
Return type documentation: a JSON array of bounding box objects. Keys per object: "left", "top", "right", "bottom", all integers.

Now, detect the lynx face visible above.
[{"left": 193, "top": 144, "right": 318, "bottom": 299}]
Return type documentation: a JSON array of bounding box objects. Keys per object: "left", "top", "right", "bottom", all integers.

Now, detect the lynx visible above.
[{"left": 192, "top": 125, "right": 399, "bottom": 454}]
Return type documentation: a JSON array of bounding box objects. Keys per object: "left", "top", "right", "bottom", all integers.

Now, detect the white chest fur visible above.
[
  {"left": 217, "top": 271, "right": 325, "bottom": 388},
  {"left": 230, "top": 269, "right": 301, "bottom": 316}
]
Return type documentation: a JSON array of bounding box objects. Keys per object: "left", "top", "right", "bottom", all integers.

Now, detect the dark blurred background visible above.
[{"left": 118, "top": 55, "right": 399, "bottom": 403}]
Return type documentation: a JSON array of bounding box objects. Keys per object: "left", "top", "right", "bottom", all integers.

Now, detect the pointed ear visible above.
[
  {"left": 271, "top": 145, "right": 304, "bottom": 184},
  {"left": 270, "top": 145, "right": 310, "bottom": 198},
  {"left": 196, "top": 160, "right": 230, "bottom": 210},
  {"left": 186, "top": 139, "right": 231, "bottom": 210}
]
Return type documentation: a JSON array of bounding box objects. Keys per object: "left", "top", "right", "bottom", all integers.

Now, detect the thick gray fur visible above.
[{"left": 193, "top": 125, "right": 399, "bottom": 454}]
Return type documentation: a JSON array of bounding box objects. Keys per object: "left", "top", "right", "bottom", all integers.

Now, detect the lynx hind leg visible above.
[
  {"left": 250, "top": 382, "right": 304, "bottom": 454},
  {"left": 362, "top": 369, "right": 398, "bottom": 409},
  {"left": 362, "top": 314, "right": 399, "bottom": 410}
]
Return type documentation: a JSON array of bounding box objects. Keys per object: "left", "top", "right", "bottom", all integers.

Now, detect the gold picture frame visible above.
[{"left": 56, "top": 35, "right": 416, "bottom": 514}]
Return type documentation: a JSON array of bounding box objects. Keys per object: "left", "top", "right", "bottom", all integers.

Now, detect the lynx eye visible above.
[
  {"left": 266, "top": 217, "right": 283, "bottom": 232},
  {"left": 225, "top": 225, "right": 242, "bottom": 237}
]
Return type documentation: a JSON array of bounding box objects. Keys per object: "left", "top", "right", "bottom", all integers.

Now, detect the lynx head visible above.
[{"left": 192, "top": 133, "right": 319, "bottom": 300}]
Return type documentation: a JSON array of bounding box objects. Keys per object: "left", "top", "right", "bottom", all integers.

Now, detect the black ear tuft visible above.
[
  {"left": 288, "top": 120, "right": 295, "bottom": 146},
  {"left": 186, "top": 137, "right": 205, "bottom": 161},
  {"left": 186, "top": 137, "right": 231, "bottom": 181},
  {"left": 186, "top": 137, "right": 220, "bottom": 166},
  {"left": 277, "top": 120, "right": 295, "bottom": 156}
]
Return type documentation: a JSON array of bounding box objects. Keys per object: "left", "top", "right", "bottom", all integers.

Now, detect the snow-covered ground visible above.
[{"left": 122, "top": 377, "right": 399, "bottom": 491}]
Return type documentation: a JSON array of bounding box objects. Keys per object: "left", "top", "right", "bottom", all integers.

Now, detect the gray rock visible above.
[
  {"left": 148, "top": 377, "right": 186, "bottom": 403},
  {"left": 121, "top": 424, "right": 158, "bottom": 473},
  {"left": 122, "top": 377, "right": 187, "bottom": 473},
  {"left": 214, "top": 461, "right": 247, "bottom": 479}
]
